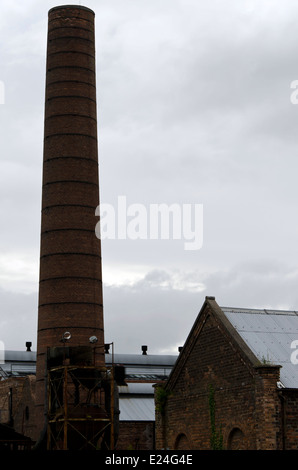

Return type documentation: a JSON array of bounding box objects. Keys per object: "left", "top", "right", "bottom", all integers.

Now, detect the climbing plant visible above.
[
  {"left": 208, "top": 384, "right": 223, "bottom": 450},
  {"left": 155, "top": 386, "right": 171, "bottom": 416}
]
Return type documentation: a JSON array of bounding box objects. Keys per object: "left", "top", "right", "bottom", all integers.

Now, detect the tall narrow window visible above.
[
  {"left": 227, "top": 427, "right": 245, "bottom": 450},
  {"left": 175, "top": 433, "right": 190, "bottom": 450}
]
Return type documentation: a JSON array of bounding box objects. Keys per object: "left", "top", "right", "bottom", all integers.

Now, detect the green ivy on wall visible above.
[
  {"left": 155, "top": 386, "right": 171, "bottom": 416},
  {"left": 208, "top": 384, "right": 223, "bottom": 450}
]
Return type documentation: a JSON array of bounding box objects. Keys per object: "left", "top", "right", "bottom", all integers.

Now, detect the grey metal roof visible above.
[
  {"left": 109, "top": 353, "right": 177, "bottom": 381},
  {"left": 1, "top": 351, "right": 177, "bottom": 382},
  {"left": 118, "top": 382, "right": 155, "bottom": 421},
  {"left": 107, "top": 353, "right": 177, "bottom": 367},
  {"left": 222, "top": 307, "right": 298, "bottom": 389},
  {"left": 1, "top": 350, "right": 36, "bottom": 377},
  {"left": 118, "top": 397, "right": 155, "bottom": 421},
  {"left": 118, "top": 383, "right": 155, "bottom": 395},
  {"left": 4, "top": 350, "right": 36, "bottom": 362},
  {"left": 3, "top": 351, "right": 178, "bottom": 367},
  {"left": 0, "top": 363, "right": 36, "bottom": 377},
  {"left": 1, "top": 351, "right": 163, "bottom": 422}
]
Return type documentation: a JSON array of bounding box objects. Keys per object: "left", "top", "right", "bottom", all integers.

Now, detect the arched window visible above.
[
  {"left": 174, "top": 433, "right": 190, "bottom": 450},
  {"left": 227, "top": 427, "right": 245, "bottom": 450}
]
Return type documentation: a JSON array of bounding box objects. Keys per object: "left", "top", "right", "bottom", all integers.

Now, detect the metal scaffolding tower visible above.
[{"left": 46, "top": 346, "right": 117, "bottom": 450}]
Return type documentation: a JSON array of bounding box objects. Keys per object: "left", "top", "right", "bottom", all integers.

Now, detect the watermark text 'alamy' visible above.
[{"left": 95, "top": 196, "right": 203, "bottom": 251}]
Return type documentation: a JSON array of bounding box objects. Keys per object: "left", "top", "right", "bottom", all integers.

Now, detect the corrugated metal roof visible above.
[
  {"left": 1, "top": 351, "right": 161, "bottom": 421},
  {"left": 107, "top": 353, "right": 178, "bottom": 367},
  {"left": 118, "top": 383, "right": 155, "bottom": 394},
  {"left": 0, "top": 363, "right": 36, "bottom": 376},
  {"left": 222, "top": 307, "right": 298, "bottom": 388},
  {"left": 119, "top": 397, "right": 155, "bottom": 421},
  {"left": 2, "top": 351, "right": 177, "bottom": 380},
  {"left": 118, "top": 381, "right": 156, "bottom": 421},
  {"left": 4, "top": 351, "right": 36, "bottom": 362},
  {"left": 3, "top": 351, "right": 178, "bottom": 367}
]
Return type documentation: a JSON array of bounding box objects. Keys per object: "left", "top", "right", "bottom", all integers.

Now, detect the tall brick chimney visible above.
[{"left": 35, "top": 5, "right": 105, "bottom": 438}]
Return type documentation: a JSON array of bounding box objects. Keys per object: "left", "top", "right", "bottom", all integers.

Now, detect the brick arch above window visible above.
[
  {"left": 227, "top": 427, "right": 246, "bottom": 450},
  {"left": 174, "top": 433, "right": 191, "bottom": 450}
]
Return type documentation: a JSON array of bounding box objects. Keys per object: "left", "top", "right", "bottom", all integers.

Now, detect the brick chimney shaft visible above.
[{"left": 35, "top": 5, "right": 105, "bottom": 434}]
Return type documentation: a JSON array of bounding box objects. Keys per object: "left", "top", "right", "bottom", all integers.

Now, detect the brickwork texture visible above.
[
  {"left": 155, "top": 299, "right": 298, "bottom": 450},
  {"left": 35, "top": 5, "right": 105, "bottom": 441}
]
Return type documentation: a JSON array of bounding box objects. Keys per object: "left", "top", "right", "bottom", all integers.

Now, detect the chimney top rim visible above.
[{"left": 49, "top": 5, "right": 95, "bottom": 16}]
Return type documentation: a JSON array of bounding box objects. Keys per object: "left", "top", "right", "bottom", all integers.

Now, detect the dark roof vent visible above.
[
  {"left": 26, "top": 342, "right": 32, "bottom": 352},
  {"left": 141, "top": 345, "right": 148, "bottom": 355}
]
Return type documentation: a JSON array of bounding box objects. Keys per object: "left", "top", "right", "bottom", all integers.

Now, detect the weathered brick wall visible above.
[
  {"left": 0, "top": 376, "right": 36, "bottom": 441},
  {"left": 116, "top": 422, "right": 155, "bottom": 450},
  {"left": 12, "top": 376, "right": 36, "bottom": 441},
  {"left": 254, "top": 365, "right": 282, "bottom": 450},
  {"left": 0, "top": 377, "right": 23, "bottom": 424},
  {"left": 155, "top": 310, "right": 282, "bottom": 450},
  {"left": 280, "top": 390, "right": 298, "bottom": 450}
]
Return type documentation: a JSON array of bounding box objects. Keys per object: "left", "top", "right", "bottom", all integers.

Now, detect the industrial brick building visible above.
[
  {"left": 0, "top": 346, "right": 177, "bottom": 449},
  {"left": 3, "top": 3, "right": 298, "bottom": 452},
  {"left": 155, "top": 296, "right": 298, "bottom": 450}
]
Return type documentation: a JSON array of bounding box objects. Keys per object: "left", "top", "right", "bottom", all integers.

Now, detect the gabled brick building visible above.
[{"left": 155, "top": 296, "right": 298, "bottom": 450}]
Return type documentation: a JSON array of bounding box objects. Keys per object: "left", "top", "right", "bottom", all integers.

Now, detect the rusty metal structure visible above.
[{"left": 46, "top": 345, "right": 118, "bottom": 450}]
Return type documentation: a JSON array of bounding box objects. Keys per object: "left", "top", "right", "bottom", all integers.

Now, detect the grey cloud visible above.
[
  {"left": 1, "top": 0, "right": 298, "bottom": 355},
  {"left": 103, "top": 261, "right": 298, "bottom": 354},
  {"left": 0, "top": 287, "right": 37, "bottom": 350}
]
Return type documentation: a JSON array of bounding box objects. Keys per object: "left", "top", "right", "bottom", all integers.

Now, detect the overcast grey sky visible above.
[{"left": 1, "top": 0, "right": 298, "bottom": 354}]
